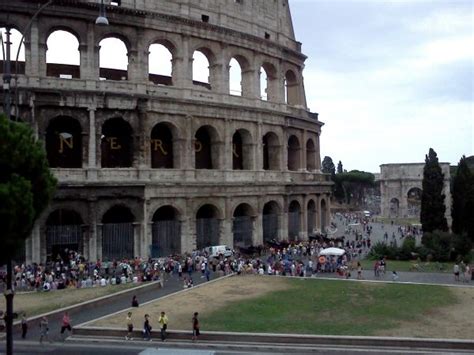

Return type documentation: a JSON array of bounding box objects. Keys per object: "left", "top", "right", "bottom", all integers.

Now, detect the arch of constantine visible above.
[
  {"left": 1, "top": 0, "right": 332, "bottom": 263},
  {"left": 379, "top": 163, "right": 451, "bottom": 223}
]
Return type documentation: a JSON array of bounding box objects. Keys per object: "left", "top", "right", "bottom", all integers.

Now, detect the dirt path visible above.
[{"left": 90, "top": 275, "right": 289, "bottom": 331}]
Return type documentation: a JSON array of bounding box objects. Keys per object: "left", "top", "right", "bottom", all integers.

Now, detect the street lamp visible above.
[{"left": 1, "top": 3, "right": 108, "bottom": 355}]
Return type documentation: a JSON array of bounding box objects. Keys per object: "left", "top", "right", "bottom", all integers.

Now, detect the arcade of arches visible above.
[
  {"left": 30, "top": 196, "right": 331, "bottom": 262},
  {"left": 42, "top": 116, "right": 320, "bottom": 172}
]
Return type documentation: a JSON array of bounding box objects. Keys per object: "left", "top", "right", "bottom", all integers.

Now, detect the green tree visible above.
[
  {"left": 337, "top": 160, "right": 343, "bottom": 174},
  {"left": 420, "top": 148, "right": 448, "bottom": 233},
  {"left": 333, "top": 170, "right": 375, "bottom": 205},
  {"left": 451, "top": 155, "right": 473, "bottom": 236},
  {"left": 0, "top": 114, "right": 56, "bottom": 353},
  {"left": 321, "top": 156, "right": 335, "bottom": 176}
]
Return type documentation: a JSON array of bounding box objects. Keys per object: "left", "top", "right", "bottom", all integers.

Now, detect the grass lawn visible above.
[
  {"left": 200, "top": 278, "right": 454, "bottom": 336},
  {"left": 359, "top": 259, "right": 454, "bottom": 273},
  {"left": 0, "top": 283, "right": 139, "bottom": 318}
]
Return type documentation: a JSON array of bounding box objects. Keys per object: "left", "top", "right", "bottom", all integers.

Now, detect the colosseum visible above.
[{"left": 1, "top": 0, "right": 332, "bottom": 264}]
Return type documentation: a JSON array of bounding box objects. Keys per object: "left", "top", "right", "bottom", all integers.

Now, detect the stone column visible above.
[
  {"left": 242, "top": 66, "right": 259, "bottom": 99},
  {"left": 173, "top": 35, "right": 192, "bottom": 88},
  {"left": 133, "top": 222, "right": 141, "bottom": 258},
  {"left": 256, "top": 122, "right": 263, "bottom": 171},
  {"left": 301, "top": 130, "right": 308, "bottom": 171},
  {"left": 25, "top": 21, "right": 39, "bottom": 77},
  {"left": 254, "top": 214, "right": 263, "bottom": 246},
  {"left": 87, "top": 108, "right": 97, "bottom": 168},
  {"left": 315, "top": 194, "right": 321, "bottom": 233},
  {"left": 224, "top": 119, "right": 232, "bottom": 170},
  {"left": 301, "top": 195, "right": 308, "bottom": 241},
  {"left": 30, "top": 224, "right": 41, "bottom": 263},
  {"left": 281, "top": 196, "right": 289, "bottom": 241},
  {"left": 315, "top": 134, "right": 321, "bottom": 170},
  {"left": 38, "top": 40, "right": 47, "bottom": 77},
  {"left": 96, "top": 224, "right": 103, "bottom": 262}
]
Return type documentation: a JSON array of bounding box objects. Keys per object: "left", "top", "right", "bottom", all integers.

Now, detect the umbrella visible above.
[{"left": 319, "top": 247, "right": 345, "bottom": 256}]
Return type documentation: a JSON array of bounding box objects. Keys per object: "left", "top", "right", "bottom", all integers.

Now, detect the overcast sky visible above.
[{"left": 290, "top": 0, "right": 473, "bottom": 172}]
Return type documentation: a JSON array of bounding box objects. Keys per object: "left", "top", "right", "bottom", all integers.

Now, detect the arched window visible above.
[
  {"left": 195, "top": 126, "right": 220, "bottom": 170},
  {"left": 0, "top": 27, "right": 25, "bottom": 74},
  {"left": 233, "top": 204, "right": 254, "bottom": 248},
  {"left": 287, "top": 135, "right": 300, "bottom": 171},
  {"left": 46, "top": 116, "right": 83, "bottom": 168},
  {"left": 45, "top": 209, "right": 83, "bottom": 261},
  {"left": 285, "top": 69, "right": 298, "bottom": 105},
  {"left": 262, "top": 201, "right": 280, "bottom": 243},
  {"left": 102, "top": 205, "right": 135, "bottom": 261},
  {"left": 99, "top": 37, "right": 128, "bottom": 80},
  {"left": 229, "top": 58, "right": 242, "bottom": 96},
  {"left": 148, "top": 43, "right": 173, "bottom": 85},
  {"left": 263, "top": 132, "right": 280, "bottom": 170},
  {"left": 192, "top": 50, "right": 210, "bottom": 89},
  {"left": 260, "top": 66, "right": 268, "bottom": 101},
  {"left": 152, "top": 206, "right": 181, "bottom": 257},
  {"left": 288, "top": 200, "right": 301, "bottom": 241},
  {"left": 196, "top": 204, "right": 220, "bottom": 249},
  {"left": 151, "top": 123, "right": 173, "bottom": 169},
  {"left": 306, "top": 139, "right": 316, "bottom": 171},
  {"left": 46, "top": 30, "right": 80, "bottom": 78},
  {"left": 101, "top": 117, "right": 133, "bottom": 168},
  {"left": 232, "top": 129, "right": 253, "bottom": 170}
]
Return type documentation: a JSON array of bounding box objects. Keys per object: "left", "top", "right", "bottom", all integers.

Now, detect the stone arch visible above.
[
  {"left": 0, "top": 27, "right": 25, "bottom": 74},
  {"left": 260, "top": 62, "right": 278, "bottom": 101},
  {"left": 288, "top": 200, "right": 301, "bottom": 241},
  {"left": 263, "top": 131, "right": 280, "bottom": 170},
  {"left": 227, "top": 53, "right": 251, "bottom": 96},
  {"left": 151, "top": 205, "right": 181, "bottom": 257},
  {"left": 196, "top": 204, "right": 221, "bottom": 249},
  {"left": 306, "top": 139, "right": 316, "bottom": 171},
  {"left": 150, "top": 122, "right": 174, "bottom": 169},
  {"left": 194, "top": 125, "right": 221, "bottom": 170},
  {"left": 45, "top": 209, "right": 84, "bottom": 261},
  {"left": 46, "top": 29, "right": 80, "bottom": 78},
  {"left": 307, "top": 199, "right": 317, "bottom": 235},
  {"left": 98, "top": 34, "right": 129, "bottom": 80},
  {"left": 285, "top": 69, "right": 299, "bottom": 106},
  {"left": 192, "top": 47, "right": 215, "bottom": 89},
  {"left": 232, "top": 128, "right": 253, "bottom": 170},
  {"left": 148, "top": 39, "right": 175, "bottom": 85},
  {"left": 390, "top": 198, "right": 400, "bottom": 218},
  {"left": 233, "top": 203, "right": 254, "bottom": 248},
  {"left": 287, "top": 135, "right": 301, "bottom": 171},
  {"left": 407, "top": 187, "right": 422, "bottom": 217},
  {"left": 46, "top": 116, "right": 83, "bottom": 168},
  {"left": 262, "top": 201, "right": 280, "bottom": 243},
  {"left": 101, "top": 205, "right": 135, "bottom": 261},
  {"left": 101, "top": 117, "right": 134, "bottom": 168}
]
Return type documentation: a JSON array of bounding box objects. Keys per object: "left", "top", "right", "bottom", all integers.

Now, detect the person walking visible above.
[
  {"left": 60, "top": 312, "right": 72, "bottom": 340},
  {"left": 192, "top": 312, "right": 200, "bottom": 342},
  {"left": 39, "top": 316, "right": 50, "bottom": 344},
  {"left": 21, "top": 313, "right": 28, "bottom": 339},
  {"left": 158, "top": 311, "right": 168, "bottom": 342},
  {"left": 125, "top": 312, "right": 133, "bottom": 340},
  {"left": 143, "top": 314, "right": 152, "bottom": 341},
  {"left": 131, "top": 295, "right": 139, "bottom": 307},
  {"left": 453, "top": 262, "right": 460, "bottom": 282}
]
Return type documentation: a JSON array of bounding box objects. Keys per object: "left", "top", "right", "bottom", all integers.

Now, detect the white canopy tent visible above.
[{"left": 319, "top": 247, "right": 346, "bottom": 256}]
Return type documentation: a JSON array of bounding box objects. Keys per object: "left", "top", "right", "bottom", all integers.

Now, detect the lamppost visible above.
[{"left": 1, "top": 2, "right": 108, "bottom": 354}]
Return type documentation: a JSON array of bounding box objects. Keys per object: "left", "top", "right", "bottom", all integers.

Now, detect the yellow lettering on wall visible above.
[
  {"left": 108, "top": 137, "right": 122, "bottom": 150},
  {"left": 58, "top": 135, "right": 73, "bottom": 154},
  {"left": 194, "top": 140, "right": 202, "bottom": 153},
  {"left": 151, "top": 139, "right": 168, "bottom": 155}
]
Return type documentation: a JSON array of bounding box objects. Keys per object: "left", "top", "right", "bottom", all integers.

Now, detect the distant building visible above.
[{"left": 379, "top": 163, "right": 451, "bottom": 224}]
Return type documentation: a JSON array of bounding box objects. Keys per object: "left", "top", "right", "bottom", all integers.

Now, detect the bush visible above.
[
  {"left": 422, "top": 230, "right": 458, "bottom": 262},
  {"left": 399, "top": 236, "right": 417, "bottom": 260},
  {"left": 451, "top": 233, "right": 472, "bottom": 262},
  {"left": 367, "top": 242, "right": 398, "bottom": 260}
]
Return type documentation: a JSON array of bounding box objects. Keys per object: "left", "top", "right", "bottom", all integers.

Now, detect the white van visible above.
[{"left": 205, "top": 245, "right": 233, "bottom": 258}]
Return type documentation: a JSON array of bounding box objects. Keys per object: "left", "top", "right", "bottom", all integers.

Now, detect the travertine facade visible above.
[
  {"left": 1, "top": 0, "right": 332, "bottom": 263},
  {"left": 379, "top": 163, "right": 451, "bottom": 224}
]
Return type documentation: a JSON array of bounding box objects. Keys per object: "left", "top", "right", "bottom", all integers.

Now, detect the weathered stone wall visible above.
[{"left": 1, "top": 0, "right": 332, "bottom": 263}]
